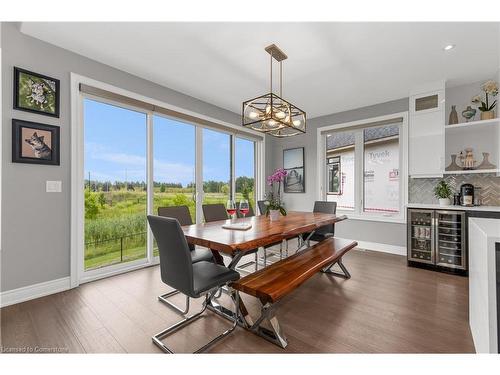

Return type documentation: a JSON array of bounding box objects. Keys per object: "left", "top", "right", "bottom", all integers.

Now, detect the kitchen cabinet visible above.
[{"left": 409, "top": 84, "right": 445, "bottom": 178}]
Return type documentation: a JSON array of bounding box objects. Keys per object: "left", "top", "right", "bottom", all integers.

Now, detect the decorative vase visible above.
[
  {"left": 477, "top": 152, "right": 497, "bottom": 170},
  {"left": 461, "top": 106, "right": 476, "bottom": 122},
  {"left": 480, "top": 110, "right": 495, "bottom": 120},
  {"left": 445, "top": 154, "right": 461, "bottom": 171},
  {"left": 269, "top": 209, "right": 280, "bottom": 221},
  {"left": 438, "top": 198, "right": 451, "bottom": 207},
  {"left": 448, "top": 105, "right": 458, "bottom": 125}
]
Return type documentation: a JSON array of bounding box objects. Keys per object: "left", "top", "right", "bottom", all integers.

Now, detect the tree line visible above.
[{"left": 85, "top": 176, "right": 254, "bottom": 194}]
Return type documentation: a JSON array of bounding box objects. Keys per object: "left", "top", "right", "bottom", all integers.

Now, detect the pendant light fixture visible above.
[{"left": 242, "top": 44, "right": 306, "bottom": 137}]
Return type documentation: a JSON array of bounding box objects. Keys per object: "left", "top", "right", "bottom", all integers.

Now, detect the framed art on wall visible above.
[
  {"left": 13, "top": 67, "right": 60, "bottom": 118},
  {"left": 12, "top": 119, "right": 60, "bottom": 165},
  {"left": 283, "top": 147, "right": 305, "bottom": 193}
]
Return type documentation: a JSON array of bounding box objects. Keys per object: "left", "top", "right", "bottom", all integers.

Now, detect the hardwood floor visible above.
[{"left": 0, "top": 248, "right": 475, "bottom": 353}]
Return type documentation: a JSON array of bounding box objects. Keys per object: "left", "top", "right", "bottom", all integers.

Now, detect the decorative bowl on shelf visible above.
[{"left": 461, "top": 106, "right": 476, "bottom": 122}]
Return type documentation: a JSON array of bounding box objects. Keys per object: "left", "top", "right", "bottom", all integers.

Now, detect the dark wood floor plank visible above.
[{"left": 0, "top": 248, "right": 475, "bottom": 353}]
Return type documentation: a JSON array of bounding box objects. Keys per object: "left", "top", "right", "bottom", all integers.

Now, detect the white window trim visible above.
[
  {"left": 316, "top": 112, "right": 408, "bottom": 224},
  {"left": 70, "top": 73, "right": 265, "bottom": 288}
]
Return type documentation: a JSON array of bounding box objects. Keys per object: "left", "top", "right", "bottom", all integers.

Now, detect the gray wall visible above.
[
  {"left": 267, "top": 98, "right": 409, "bottom": 247},
  {"left": 1, "top": 23, "right": 241, "bottom": 292}
]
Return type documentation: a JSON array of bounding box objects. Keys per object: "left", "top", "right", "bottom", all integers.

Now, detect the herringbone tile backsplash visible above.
[{"left": 409, "top": 174, "right": 500, "bottom": 206}]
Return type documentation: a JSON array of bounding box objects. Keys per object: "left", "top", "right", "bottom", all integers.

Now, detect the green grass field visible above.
[{"left": 84, "top": 188, "right": 254, "bottom": 270}]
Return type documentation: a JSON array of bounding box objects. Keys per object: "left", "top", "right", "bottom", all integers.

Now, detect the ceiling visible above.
[{"left": 20, "top": 22, "right": 500, "bottom": 119}]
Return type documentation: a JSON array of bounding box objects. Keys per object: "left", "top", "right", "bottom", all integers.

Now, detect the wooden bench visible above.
[{"left": 232, "top": 237, "right": 358, "bottom": 348}]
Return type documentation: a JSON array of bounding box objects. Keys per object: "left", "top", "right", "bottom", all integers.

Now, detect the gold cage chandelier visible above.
[{"left": 242, "top": 44, "right": 306, "bottom": 137}]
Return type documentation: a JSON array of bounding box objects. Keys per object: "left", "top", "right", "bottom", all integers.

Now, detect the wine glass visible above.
[
  {"left": 239, "top": 199, "right": 249, "bottom": 218},
  {"left": 226, "top": 199, "right": 237, "bottom": 219}
]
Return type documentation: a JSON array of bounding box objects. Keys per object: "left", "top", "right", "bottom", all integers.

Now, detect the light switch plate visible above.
[{"left": 46, "top": 180, "right": 62, "bottom": 193}]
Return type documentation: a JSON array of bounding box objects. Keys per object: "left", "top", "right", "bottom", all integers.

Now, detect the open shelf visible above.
[
  {"left": 445, "top": 118, "right": 499, "bottom": 132},
  {"left": 443, "top": 169, "right": 499, "bottom": 175}
]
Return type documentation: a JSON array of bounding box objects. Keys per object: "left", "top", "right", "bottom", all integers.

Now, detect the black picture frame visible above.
[
  {"left": 12, "top": 119, "right": 60, "bottom": 166},
  {"left": 283, "top": 147, "right": 305, "bottom": 193},
  {"left": 13, "top": 67, "right": 60, "bottom": 118}
]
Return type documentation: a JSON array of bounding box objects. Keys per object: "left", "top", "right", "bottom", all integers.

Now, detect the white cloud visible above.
[{"left": 87, "top": 143, "right": 194, "bottom": 185}]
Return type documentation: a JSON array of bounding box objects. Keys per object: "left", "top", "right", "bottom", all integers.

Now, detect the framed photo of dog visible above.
[
  {"left": 12, "top": 119, "right": 60, "bottom": 165},
  {"left": 13, "top": 67, "right": 60, "bottom": 118}
]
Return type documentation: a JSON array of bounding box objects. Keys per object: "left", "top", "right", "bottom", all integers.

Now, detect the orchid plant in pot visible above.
[
  {"left": 472, "top": 80, "right": 498, "bottom": 120},
  {"left": 264, "top": 168, "right": 288, "bottom": 221}
]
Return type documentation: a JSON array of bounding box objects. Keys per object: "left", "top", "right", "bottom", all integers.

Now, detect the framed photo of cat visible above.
[
  {"left": 12, "top": 119, "right": 60, "bottom": 165},
  {"left": 13, "top": 67, "right": 60, "bottom": 118}
]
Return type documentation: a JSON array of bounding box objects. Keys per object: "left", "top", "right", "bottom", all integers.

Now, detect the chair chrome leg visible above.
[
  {"left": 153, "top": 289, "right": 240, "bottom": 354},
  {"left": 158, "top": 290, "right": 190, "bottom": 315},
  {"left": 321, "top": 258, "right": 351, "bottom": 279},
  {"left": 255, "top": 251, "right": 259, "bottom": 271}
]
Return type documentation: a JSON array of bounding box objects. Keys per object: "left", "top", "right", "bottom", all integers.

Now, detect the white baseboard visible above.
[
  {"left": 339, "top": 238, "right": 407, "bottom": 256},
  {"left": 0, "top": 277, "right": 71, "bottom": 308}
]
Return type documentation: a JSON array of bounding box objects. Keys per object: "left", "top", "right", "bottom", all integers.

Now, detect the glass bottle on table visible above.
[
  {"left": 226, "top": 199, "right": 237, "bottom": 219},
  {"left": 239, "top": 199, "right": 249, "bottom": 218}
]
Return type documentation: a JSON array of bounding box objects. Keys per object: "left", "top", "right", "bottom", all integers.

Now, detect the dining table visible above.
[{"left": 181, "top": 210, "right": 348, "bottom": 328}]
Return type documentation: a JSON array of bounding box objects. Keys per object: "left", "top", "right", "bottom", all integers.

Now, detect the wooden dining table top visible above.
[{"left": 181, "top": 211, "right": 347, "bottom": 255}]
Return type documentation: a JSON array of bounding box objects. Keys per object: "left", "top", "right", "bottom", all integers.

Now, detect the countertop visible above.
[
  {"left": 406, "top": 203, "right": 500, "bottom": 212},
  {"left": 468, "top": 217, "right": 500, "bottom": 353}
]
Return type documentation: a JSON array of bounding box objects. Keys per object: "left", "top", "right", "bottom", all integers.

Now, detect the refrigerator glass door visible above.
[
  {"left": 408, "top": 209, "right": 434, "bottom": 264},
  {"left": 435, "top": 210, "right": 466, "bottom": 269}
]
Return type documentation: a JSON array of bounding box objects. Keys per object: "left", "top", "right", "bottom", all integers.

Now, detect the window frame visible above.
[
  {"left": 71, "top": 73, "right": 265, "bottom": 287},
  {"left": 316, "top": 112, "right": 408, "bottom": 224}
]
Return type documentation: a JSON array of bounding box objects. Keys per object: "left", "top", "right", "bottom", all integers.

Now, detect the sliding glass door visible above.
[
  {"left": 83, "top": 98, "right": 148, "bottom": 271},
  {"left": 152, "top": 115, "right": 196, "bottom": 255},
  {"left": 235, "top": 137, "right": 256, "bottom": 212},
  {"left": 202, "top": 128, "right": 231, "bottom": 207},
  {"left": 80, "top": 92, "right": 262, "bottom": 280}
]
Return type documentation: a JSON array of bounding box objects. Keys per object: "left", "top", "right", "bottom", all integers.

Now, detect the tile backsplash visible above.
[{"left": 409, "top": 174, "right": 500, "bottom": 206}]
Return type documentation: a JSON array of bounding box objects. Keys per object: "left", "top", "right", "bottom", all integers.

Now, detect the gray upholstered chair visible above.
[
  {"left": 299, "top": 201, "right": 337, "bottom": 248},
  {"left": 158, "top": 206, "right": 213, "bottom": 263},
  {"left": 201, "top": 203, "right": 228, "bottom": 223},
  {"left": 147, "top": 215, "right": 240, "bottom": 353},
  {"left": 257, "top": 200, "right": 267, "bottom": 215},
  {"left": 157, "top": 206, "right": 214, "bottom": 314},
  {"left": 310, "top": 201, "right": 337, "bottom": 241}
]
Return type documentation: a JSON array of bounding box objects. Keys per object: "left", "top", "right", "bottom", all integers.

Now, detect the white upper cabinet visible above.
[{"left": 409, "top": 82, "right": 445, "bottom": 178}]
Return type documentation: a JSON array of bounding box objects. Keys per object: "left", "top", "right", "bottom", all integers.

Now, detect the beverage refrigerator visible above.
[{"left": 407, "top": 208, "right": 467, "bottom": 272}]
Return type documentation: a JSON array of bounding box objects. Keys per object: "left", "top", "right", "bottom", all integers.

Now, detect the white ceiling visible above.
[{"left": 21, "top": 22, "right": 500, "bottom": 119}]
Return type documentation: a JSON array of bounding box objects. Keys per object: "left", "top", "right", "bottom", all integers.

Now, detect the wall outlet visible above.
[{"left": 46, "top": 180, "right": 62, "bottom": 193}]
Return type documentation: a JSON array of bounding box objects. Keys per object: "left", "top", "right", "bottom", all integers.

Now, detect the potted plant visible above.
[
  {"left": 264, "top": 168, "right": 288, "bottom": 221},
  {"left": 434, "top": 180, "right": 453, "bottom": 206},
  {"left": 472, "top": 80, "right": 498, "bottom": 120}
]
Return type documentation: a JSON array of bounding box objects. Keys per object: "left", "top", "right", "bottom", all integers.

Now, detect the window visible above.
[
  {"left": 325, "top": 130, "right": 356, "bottom": 211},
  {"left": 202, "top": 128, "right": 231, "bottom": 207},
  {"left": 363, "top": 125, "right": 400, "bottom": 213},
  {"left": 76, "top": 78, "right": 264, "bottom": 282},
  {"left": 84, "top": 98, "right": 148, "bottom": 271},
  {"left": 153, "top": 115, "right": 196, "bottom": 256},
  {"left": 323, "top": 117, "right": 405, "bottom": 220},
  {"left": 235, "top": 137, "right": 256, "bottom": 210}
]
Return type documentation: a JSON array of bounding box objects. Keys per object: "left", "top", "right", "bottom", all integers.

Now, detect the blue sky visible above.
[{"left": 84, "top": 99, "right": 254, "bottom": 186}]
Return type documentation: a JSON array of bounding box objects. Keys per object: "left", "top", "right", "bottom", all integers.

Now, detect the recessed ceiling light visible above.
[{"left": 443, "top": 44, "right": 455, "bottom": 51}]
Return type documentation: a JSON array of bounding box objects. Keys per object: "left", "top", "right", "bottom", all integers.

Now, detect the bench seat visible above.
[{"left": 232, "top": 237, "right": 357, "bottom": 304}]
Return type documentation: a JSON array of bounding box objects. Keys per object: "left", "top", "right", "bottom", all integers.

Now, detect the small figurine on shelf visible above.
[{"left": 458, "top": 148, "right": 476, "bottom": 170}]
